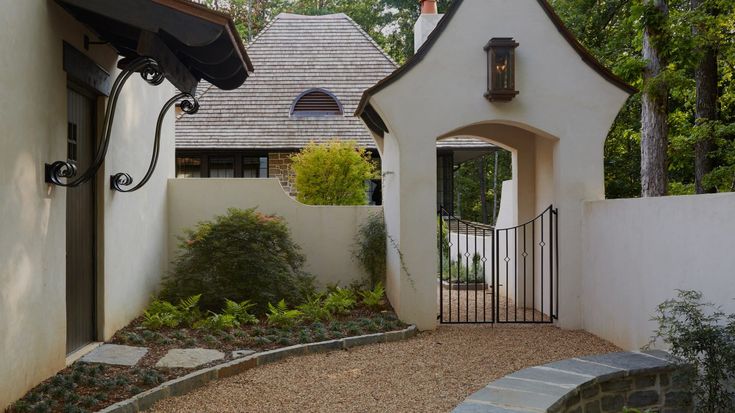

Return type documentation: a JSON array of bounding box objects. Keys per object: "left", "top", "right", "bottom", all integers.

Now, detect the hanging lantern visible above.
[{"left": 484, "top": 38, "right": 519, "bottom": 102}]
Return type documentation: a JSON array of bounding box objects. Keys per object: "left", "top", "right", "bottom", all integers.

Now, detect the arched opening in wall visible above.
[
  {"left": 434, "top": 122, "right": 558, "bottom": 325},
  {"left": 436, "top": 137, "right": 512, "bottom": 226}
]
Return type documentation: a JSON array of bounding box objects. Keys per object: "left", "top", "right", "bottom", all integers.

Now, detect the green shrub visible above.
[
  {"left": 160, "top": 208, "right": 315, "bottom": 312},
  {"left": 297, "top": 295, "right": 332, "bottom": 323},
  {"left": 266, "top": 299, "right": 302, "bottom": 328},
  {"left": 360, "top": 282, "right": 385, "bottom": 310},
  {"left": 324, "top": 288, "right": 356, "bottom": 315},
  {"left": 649, "top": 290, "right": 735, "bottom": 412},
  {"left": 353, "top": 212, "right": 386, "bottom": 287},
  {"left": 291, "top": 140, "right": 377, "bottom": 206}
]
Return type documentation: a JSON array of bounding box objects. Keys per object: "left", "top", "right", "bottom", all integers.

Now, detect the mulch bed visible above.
[{"left": 7, "top": 309, "right": 405, "bottom": 413}]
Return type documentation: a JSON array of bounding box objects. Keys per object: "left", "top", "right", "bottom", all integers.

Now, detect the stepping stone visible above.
[
  {"left": 80, "top": 344, "right": 148, "bottom": 366},
  {"left": 156, "top": 348, "right": 225, "bottom": 369},
  {"left": 232, "top": 349, "right": 256, "bottom": 358}
]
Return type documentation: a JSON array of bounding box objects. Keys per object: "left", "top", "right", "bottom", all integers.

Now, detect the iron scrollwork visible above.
[
  {"left": 110, "top": 93, "right": 198, "bottom": 192},
  {"left": 45, "top": 56, "right": 199, "bottom": 193}
]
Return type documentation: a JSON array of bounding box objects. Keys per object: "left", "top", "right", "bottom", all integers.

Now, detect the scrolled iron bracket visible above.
[
  {"left": 44, "top": 56, "right": 180, "bottom": 191},
  {"left": 110, "top": 93, "right": 199, "bottom": 192}
]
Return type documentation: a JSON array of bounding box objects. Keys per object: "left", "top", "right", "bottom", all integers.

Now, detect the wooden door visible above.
[{"left": 66, "top": 86, "right": 97, "bottom": 354}]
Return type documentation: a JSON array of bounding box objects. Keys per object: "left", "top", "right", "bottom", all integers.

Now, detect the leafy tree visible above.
[
  {"left": 291, "top": 140, "right": 377, "bottom": 205},
  {"left": 454, "top": 150, "right": 512, "bottom": 224},
  {"left": 551, "top": 0, "right": 735, "bottom": 197}
]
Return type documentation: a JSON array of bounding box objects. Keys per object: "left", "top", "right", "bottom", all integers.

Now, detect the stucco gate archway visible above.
[{"left": 357, "top": 0, "right": 634, "bottom": 330}]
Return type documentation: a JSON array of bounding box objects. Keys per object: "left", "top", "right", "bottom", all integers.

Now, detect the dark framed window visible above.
[
  {"left": 175, "top": 156, "right": 202, "bottom": 178},
  {"left": 209, "top": 157, "right": 235, "bottom": 178},
  {"left": 175, "top": 151, "right": 270, "bottom": 178},
  {"left": 242, "top": 156, "right": 268, "bottom": 178}
]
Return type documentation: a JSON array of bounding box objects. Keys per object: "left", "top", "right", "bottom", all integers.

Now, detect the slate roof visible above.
[{"left": 175, "top": 13, "right": 398, "bottom": 150}]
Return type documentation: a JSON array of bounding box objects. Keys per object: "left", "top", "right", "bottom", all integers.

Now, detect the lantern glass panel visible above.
[{"left": 493, "top": 48, "right": 514, "bottom": 91}]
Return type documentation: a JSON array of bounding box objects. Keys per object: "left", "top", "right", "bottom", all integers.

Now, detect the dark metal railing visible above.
[{"left": 438, "top": 205, "right": 558, "bottom": 324}]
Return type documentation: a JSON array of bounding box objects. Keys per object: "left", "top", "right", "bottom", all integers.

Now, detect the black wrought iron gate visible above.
[{"left": 438, "top": 206, "right": 558, "bottom": 324}]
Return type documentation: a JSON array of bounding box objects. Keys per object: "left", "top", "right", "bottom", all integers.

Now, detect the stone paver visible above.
[
  {"left": 80, "top": 344, "right": 148, "bottom": 366},
  {"left": 156, "top": 348, "right": 225, "bottom": 369}
]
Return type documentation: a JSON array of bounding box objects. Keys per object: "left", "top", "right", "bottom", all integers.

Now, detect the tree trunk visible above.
[
  {"left": 477, "top": 158, "right": 487, "bottom": 224},
  {"left": 692, "top": 0, "right": 719, "bottom": 194},
  {"left": 640, "top": 0, "right": 669, "bottom": 197}
]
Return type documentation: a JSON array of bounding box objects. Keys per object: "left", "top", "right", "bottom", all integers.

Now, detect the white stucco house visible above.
[
  {"left": 3, "top": 0, "right": 735, "bottom": 409},
  {"left": 0, "top": 0, "right": 251, "bottom": 407}
]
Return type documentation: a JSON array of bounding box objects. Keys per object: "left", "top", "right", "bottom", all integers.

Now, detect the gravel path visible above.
[
  {"left": 149, "top": 325, "right": 619, "bottom": 413},
  {"left": 439, "top": 287, "right": 547, "bottom": 323}
]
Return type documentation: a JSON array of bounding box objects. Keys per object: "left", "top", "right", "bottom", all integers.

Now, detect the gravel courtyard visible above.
[{"left": 149, "top": 325, "right": 619, "bottom": 413}]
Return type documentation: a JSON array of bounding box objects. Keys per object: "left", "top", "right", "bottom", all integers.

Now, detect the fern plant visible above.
[
  {"left": 297, "top": 295, "right": 332, "bottom": 323},
  {"left": 266, "top": 299, "right": 302, "bottom": 328},
  {"left": 223, "top": 299, "right": 259, "bottom": 325},
  {"left": 324, "top": 288, "right": 357, "bottom": 315},
  {"left": 360, "top": 282, "right": 385, "bottom": 311},
  {"left": 141, "top": 294, "right": 202, "bottom": 329},
  {"left": 176, "top": 294, "right": 202, "bottom": 326},
  {"left": 194, "top": 312, "right": 240, "bottom": 330}
]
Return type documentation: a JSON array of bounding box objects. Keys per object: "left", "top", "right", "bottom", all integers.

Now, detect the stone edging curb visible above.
[{"left": 99, "top": 325, "right": 417, "bottom": 413}]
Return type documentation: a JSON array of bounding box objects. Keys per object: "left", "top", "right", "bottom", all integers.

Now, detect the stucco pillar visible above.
[
  {"left": 382, "top": 132, "right": 438, "bottom": 330},
  {"left": 553, "top": 128, "right": 605, "bottom": 330}
]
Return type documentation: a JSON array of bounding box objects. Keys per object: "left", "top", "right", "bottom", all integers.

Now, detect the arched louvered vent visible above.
[{"left": 291, "top": 88, "right": 343, "bottom": 117}]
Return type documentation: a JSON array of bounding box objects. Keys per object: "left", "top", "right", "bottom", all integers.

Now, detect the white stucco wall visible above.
[
  {"left": 167, "top": 179, "right": 382, "bottom": 289},
  {"left": 0, "top": 1, "right": 174, "bottom": 407},
  {"left": 365, "top": 0, "right": 630, "bottom": 329},
  {"left": 582, "top": 193, "right": 735, "bottom": 350},
  {"left": 101, "top": 75, "right": 175, "bottom": 339}
]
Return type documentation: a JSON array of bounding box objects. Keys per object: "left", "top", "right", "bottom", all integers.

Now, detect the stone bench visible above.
[{"left": 452, "top": 351, "right": 692, "bottom": 413}]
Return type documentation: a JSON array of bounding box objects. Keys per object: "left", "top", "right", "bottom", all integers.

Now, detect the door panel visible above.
[{"left": 66, "top": 87, "right": 96, "bottom": 354}]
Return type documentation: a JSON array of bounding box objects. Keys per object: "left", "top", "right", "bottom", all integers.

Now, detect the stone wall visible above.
[
  {"left": 562, "top": 370, "right": 692, "bottom": 413},
  {"left": 268, "top": 152, "right": 297, "bottom": 196},
  {"left": 453, "top": 351, "right": 693, "bottom": 413}
]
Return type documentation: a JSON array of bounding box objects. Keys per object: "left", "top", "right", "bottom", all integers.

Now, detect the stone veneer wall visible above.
[
  {"left": 268, "top": 152, "right": 296, "bottom": 197},
  {"left": 453, "top": 351, "right": 693, "bottom": 413},
  {"left": 562, "top": 369, "right": 692, "bottom": 413}
]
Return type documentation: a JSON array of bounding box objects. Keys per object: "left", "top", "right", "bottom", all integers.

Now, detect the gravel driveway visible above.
[{"left": 149, "top": 325, "right": 619, "bottom": 413}]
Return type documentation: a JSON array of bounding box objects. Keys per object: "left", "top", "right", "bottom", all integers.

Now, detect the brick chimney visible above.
[
  {"left": 414, "top": 0, "right": 443, "bottom": 53},
  {"left": 420, "top": 0, "right": 437, "bottom": 14}
]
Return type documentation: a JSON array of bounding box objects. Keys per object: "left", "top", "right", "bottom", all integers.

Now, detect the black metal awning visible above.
[{"left": 56, "top": 0, "right": 253, "bottom": 94}]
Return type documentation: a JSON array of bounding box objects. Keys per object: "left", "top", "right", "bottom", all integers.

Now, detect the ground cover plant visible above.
[{"left": 9, "top": 285, "right": 403, "bottom": 413}]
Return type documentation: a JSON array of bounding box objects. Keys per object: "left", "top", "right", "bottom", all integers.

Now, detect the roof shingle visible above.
[{"left": 175, "top": 13, "right": 398, "bottom": 150}]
